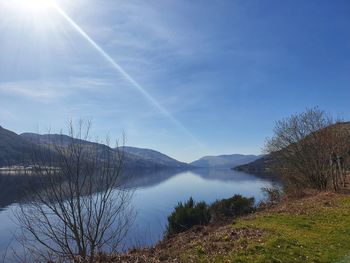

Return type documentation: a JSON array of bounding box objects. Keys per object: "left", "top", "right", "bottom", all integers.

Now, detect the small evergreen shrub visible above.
[
  {"left": 166, "top": 197, "right": 211, "bottom": 235},
  {"left": 210, "top": 194, "right": 255, "bottom": 222}
]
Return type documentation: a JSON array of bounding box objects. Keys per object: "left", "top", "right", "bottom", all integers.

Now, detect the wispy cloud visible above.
[
  {"left": 0, "top": 81, "right": 61, "bottom": 101},
  {"left": 0, "top": 77, "right": 116, "bottom": 102}
]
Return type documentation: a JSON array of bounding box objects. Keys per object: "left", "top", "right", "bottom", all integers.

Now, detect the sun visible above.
[{"left": 16, "top": 0, "right": 54, "bottom": 14}]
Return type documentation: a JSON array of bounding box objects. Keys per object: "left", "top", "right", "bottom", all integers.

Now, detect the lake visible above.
[{"left": 0, "top": 168, "right": 276, "bottom": 260}]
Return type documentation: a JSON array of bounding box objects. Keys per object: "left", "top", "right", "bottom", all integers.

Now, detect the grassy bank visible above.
[{"left": 107, "top": 192, "right": 350, "bottom": 263}]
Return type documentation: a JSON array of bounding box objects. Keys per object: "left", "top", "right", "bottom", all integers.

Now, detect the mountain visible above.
[
  {"left": 19, "top": 133, "right": 190, "bottom": 170},
  {"left": 233, "top": 154, "right": 275, "bottom": 174},
  {"left": 0, "top": 126, "right": 41, "bottom": 167},
  {"left": 120, "top": 146, "right": 190, "bottom": 169},
  {"left": 0, "top": 127, "right": 189, "bottom": 170},
  {"left": 20, "top": 133, "right": 112, "bottom": 154},
  {"left": 234, "top": 122, "right": 350, "bottom": 174},
  {"left": 190, "top": 154, "right": 261, "bottom": 169}
]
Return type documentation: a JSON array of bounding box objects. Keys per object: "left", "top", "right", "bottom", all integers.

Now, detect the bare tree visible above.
[
  {"left": 328, "top": 124, "right": 350, "bottom": 190},
  {"left": 15, "top": 121, "right": 134, "bottom": 262},
  {"left": 265, "top": 107, "right": 350, "bottom": 193}
]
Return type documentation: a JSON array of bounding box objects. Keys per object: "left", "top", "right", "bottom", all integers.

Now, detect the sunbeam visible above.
[{"left": 51, "top": 3, "right": 202, "bottom": 146}]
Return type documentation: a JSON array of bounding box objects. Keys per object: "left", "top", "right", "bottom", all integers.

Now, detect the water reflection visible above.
[
  {"left": 0, "top": 168, "right": 275, "bottom": 259},
  {"left": 0, "top": 174, "right": 32, "bottom": 209}
]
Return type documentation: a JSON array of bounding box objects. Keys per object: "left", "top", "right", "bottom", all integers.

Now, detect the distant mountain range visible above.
[
  {"left": 0, "top": 125, "right": 264, "bottom": 171},
  {"left": 0, "top": 126, "right": 190, "bottom": 170},
  {"left": 190, "top": 154, "right": 261, "bottom": 169}
]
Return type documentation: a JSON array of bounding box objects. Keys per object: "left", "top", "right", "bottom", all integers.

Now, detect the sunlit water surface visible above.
[{"left": 0, "top": 169, "right": 275, "bottom": 260}]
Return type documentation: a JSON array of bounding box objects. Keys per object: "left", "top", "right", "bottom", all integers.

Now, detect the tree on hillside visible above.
[
  {"left": 15, "top": 121, "right": 134, "bottom": 262},
  {"left": 265, "top": 107, "right": 350, "bottom": 193}
]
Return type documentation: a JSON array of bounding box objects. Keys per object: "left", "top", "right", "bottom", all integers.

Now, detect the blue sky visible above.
[{"left": 0, "top": 0, "right": 349, "bottom": 162}]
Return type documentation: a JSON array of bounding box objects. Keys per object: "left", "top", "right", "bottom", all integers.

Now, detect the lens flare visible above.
[{"left": 51, "top": 3, "right": 202, "bottom": 146}]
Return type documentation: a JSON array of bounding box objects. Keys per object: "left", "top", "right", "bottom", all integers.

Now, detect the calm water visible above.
[{"left": 0, "top": 169, "right": 275, "bottom": 259}]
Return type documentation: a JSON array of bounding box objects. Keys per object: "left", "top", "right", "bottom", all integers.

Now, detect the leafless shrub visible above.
[
  {"left": 14, "top": 120, "right": 134, "bottom": 262},
  {"left": 265, "top": 107, "right": 350, "bottom": 193},
  {"left": 260, "top": 186, "right": 283, "bottom": 207}
]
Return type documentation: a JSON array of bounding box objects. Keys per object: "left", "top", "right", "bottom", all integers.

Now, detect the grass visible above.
[
  {"left": 108, "top": 192, "right": 350, "bottom": 262},
  {"left": 177, "top": 193, "right": 350, "bottom": 263}
]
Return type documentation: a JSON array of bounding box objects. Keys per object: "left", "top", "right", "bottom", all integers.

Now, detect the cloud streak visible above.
[{"left": 0, "top": 81, "right": 60, "bottom": 101}]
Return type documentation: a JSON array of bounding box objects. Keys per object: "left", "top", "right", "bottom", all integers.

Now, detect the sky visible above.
[{"left": 0, "top": 0, "right": 349, "bottom": 162}]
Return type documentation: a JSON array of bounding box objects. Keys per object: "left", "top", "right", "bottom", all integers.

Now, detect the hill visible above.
[
  {"left": 0, "top": 127, "right": 190, "bottom": 170},
  {"left": 234, "top": 122, "right": 350, "bottom": 174},
  {"left": 191, "top": 154, "right": 260, "bottom": 169},
  {"left": 107, "top": 192, "right": 350, "bottom": 262},
  {"left": 19, "top": 133, "right": 190, "bottom": 170},
  {"left": 233, "top": 154, "right": 275, "bottom": 174},
  {"left": 120, "top": 146, "right": 190, "bottom": 169},
  {"left": 0, "top": 126, "right": 41, "bottom": 167}
]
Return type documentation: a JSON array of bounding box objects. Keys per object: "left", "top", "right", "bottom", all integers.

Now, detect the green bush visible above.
[
  {"left": 210, "top": 194, "right": 255, "bottom": 222},
  {"left": 166, "top": 197, "right": 211, "bottom": 235}
]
